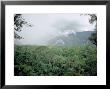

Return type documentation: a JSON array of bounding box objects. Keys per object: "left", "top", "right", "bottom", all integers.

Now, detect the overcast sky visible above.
[{"left": 15, "top": 14, "right": 96, "bottom": 45}]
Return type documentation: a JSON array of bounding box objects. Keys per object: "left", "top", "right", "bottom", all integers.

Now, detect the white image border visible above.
[{"left": 5, "top": 5, "right": 106, "bottom": 85}]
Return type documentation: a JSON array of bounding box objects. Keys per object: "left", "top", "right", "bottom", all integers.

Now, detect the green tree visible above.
[
  {"left": 80, "top": 14, "right": 97, "bottom": 45},
  {"left": 88, "top": 14, "right": 97, "bottom": 46},
  {"left": 14, "top": 14, "right": 32, "bottom": 39}
]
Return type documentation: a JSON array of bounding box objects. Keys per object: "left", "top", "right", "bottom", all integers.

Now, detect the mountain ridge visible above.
[{"left": 47, "top": 31, "right": 95, "bottom": 46}]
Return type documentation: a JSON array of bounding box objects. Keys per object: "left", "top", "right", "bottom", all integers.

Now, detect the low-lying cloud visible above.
[{"left": 15, "top": 13, "right": 95, "bottom": 45}]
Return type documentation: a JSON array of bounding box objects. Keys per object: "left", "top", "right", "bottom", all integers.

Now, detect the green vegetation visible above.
[{"left": 14, "top": 44, "right": 97, "bottom": 76}]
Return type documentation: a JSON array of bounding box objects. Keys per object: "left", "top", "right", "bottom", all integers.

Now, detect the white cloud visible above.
[{"left": 15, "top": 13, "right": 95, "bottom": 45}]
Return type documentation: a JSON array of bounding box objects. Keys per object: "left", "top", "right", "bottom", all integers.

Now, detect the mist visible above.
[{"left": 15, "top": 14, "right": 95, "bottom": 45}]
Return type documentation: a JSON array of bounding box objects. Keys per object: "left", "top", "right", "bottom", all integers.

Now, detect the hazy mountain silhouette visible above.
[{"left": 48, "top": 31, "right": 94, "bottom": 46}]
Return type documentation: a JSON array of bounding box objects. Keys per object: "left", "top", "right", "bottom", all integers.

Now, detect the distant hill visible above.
[{"left": 48, "top": 31, "right": 95, "bottom": 46}]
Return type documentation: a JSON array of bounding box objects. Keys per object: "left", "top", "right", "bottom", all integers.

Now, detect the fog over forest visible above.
[{"left": 15, "top": 14, "right": 95, "bottom": 45}]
